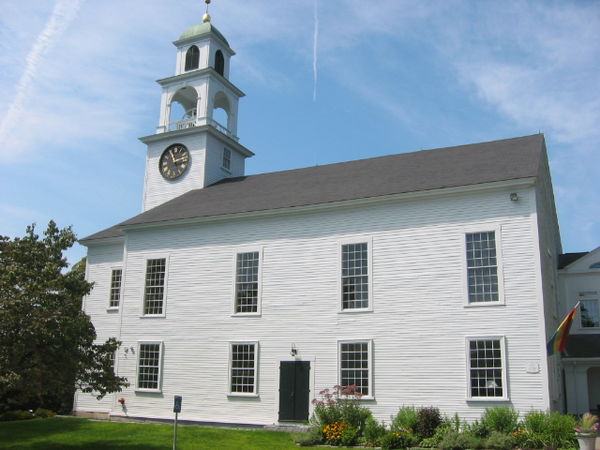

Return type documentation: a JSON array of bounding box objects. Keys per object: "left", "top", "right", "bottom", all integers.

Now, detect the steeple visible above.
[{"left": 139, "top": 5, "right": 253, "bottom": 212}]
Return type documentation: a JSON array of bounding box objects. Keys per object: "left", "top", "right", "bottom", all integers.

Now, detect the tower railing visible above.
[{"left": 166, "top": 117, "right": 239, "bottom": 142}]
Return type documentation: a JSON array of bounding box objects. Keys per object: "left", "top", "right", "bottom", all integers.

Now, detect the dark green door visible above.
[{"left": 278, "top": 361, "right": 310, "bottom": 422}]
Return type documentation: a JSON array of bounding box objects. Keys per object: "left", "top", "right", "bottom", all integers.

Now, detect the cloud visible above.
[{"left": 0, "top": 0, "right": 83, "bottom": 157}]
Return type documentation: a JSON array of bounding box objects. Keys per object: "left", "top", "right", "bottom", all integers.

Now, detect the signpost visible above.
[{"left": 173, "top": 395, "right": 182, "bottom": 450}]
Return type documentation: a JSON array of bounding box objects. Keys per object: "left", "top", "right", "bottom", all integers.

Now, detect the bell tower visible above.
[{"left": 139, "top": 2, "right": 254, "bottom": 212}]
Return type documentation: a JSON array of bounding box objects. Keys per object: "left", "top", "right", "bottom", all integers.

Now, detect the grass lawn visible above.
[{"left": 0, "top": 417, "right": 353, "bottom": 449}]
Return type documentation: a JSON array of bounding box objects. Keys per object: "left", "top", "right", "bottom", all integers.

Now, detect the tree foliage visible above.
[{"left": 0, "top": 221, "right": 128, "bottom": 413}]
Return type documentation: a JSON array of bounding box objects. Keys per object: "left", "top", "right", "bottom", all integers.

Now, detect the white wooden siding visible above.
[
  {"left": 79, "top": 185, "right": 552, "bottom": 424},
  {"left": 74, "top": 243, "right": 123, "bottom": 413}
]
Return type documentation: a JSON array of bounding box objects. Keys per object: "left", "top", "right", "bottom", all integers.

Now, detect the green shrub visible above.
[
  {"left": 439, "top": 430, "right": 483, "bottom": 450},
  {"left": 34, "top": 408, "right": 56, "bottom": 418},
  {"left": 392, "top": 406, "right": 419, "bottom": 433},
  {"left": 465, "top": 419, "right": 489, "bottom": 438},
  {"left": 363, "top": 416, "right": 387, "bottom": 447},
  {"left": 522, "top": 410, "right": 547, "bottom": 434},
  {"left": 293, "top": 426, "right": 324, "bottom": 446},
  {"left": 481, "top": 407, "right": 519, "bottom": 433},
  {"left": 0, "top": 410, "right": 35, "bottom": 421},
  {"left": 340, "top": 425, "right": 359, "bottom": 447},
  {"left": 545, "top": 411, "right": 576, "bottom": 448},
  {"left": 381, "top": 431, "right": 417, "bottom": 450},
  {"left": 417, "top": 406, "right": 442, "bottom": 439},
  {"left": 420, "top": 423, "right": 452, "bottom": 448},
  {"left": 485, "top": 430, "right": 516, "bottom": 449},
  {"left": 310, "top": 385, "right": 371, "bottom": 434}
]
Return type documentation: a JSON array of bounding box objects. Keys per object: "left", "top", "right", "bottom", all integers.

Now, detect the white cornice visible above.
[
  {"left": 156, "top": 68, "right": 245, "bottom": 98},
  {"left": 80, "top": 236, "right": 125, "bottom": 247},
  {"left": 138, "top": 125, "right": 254, "bottom": 157},
  {"left": 119, "top": 177, "right": 536, "bottom": 233}
]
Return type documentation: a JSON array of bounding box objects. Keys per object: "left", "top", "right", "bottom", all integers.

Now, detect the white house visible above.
[
  {"left": 558, "top": 249, "right": 600, "bottom": 415},
  {"left": 74, "top": 17, "right": 566, "bottom": 425}
]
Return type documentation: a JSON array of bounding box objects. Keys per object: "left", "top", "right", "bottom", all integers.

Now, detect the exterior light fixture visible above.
[
  {"left": 290, "top": 344, "right": 298, "bottom": 356},
  {"left": 510, "top": 193, "right": 519, "bottom": 201}
]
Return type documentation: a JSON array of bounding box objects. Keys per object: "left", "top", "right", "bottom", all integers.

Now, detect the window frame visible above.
[
  {"left": 578, "top": 292, "right": 600, "bottom": 330},
  {"left": 141, "top": 256, "right": 169, "bottom": 318},
  {"left": 465, "top": 336, "right": 509, "bottom": 402},
  {"left": 338, "top": 238, "right": 373, "bottom": 313},
  {"left": 222, "top": 147, "right": 232, "bottom": 172},
  {"left": 108, "top": 266, "right": 123, "bottom": 310},
  {"left": 228, "top": 341, "right": 259, "bottom": 397},
  {"left": 232, "top": 248, "right": 263, "bottom": 316},
  {"left": 135, "top": 341, "right": 164, "bottom": 393},
  {"left": 184, "top": 45, "right": 200, "bottom": 71},
  {"left": 337, "top": 339, "right": 374, "bottom": 400},
  {"left": 462, "top": 227, "right": 505, "bottom": 307}
]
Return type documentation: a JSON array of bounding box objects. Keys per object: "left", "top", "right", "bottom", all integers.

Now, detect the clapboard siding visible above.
[
  {"left": 78, "top": 185, "right": 555, "bottom": 423},
  {"left": 75, "top": 243, "right": 123, "bottom": 413}
]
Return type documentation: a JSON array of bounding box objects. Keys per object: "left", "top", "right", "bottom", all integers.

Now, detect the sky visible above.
[{"left": 0, "top": 0, "right": 599, "bottom": 266}]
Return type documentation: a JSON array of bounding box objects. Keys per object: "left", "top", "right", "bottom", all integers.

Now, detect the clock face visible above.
[{"left": 159, "top": 144, "right": 190, "bottom": 180}]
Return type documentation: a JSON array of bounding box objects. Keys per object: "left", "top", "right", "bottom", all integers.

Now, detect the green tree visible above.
[{"left": 0, "top": 221, "right": 128, "bottom": 413}]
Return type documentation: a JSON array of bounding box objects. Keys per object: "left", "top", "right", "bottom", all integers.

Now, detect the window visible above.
[
  {"left": 222, "top": 148, "right": 231, "bottom": 170},
  {"left": 341, "top": 242, "right": 369, "bottom": 310},
  {"left": 136, "top": 342, "right": 163, "bottom": 391},
  {"left": 467, "top": 337, "right": 507, "bottom": 400},
  {"left": 143, "top": 258, "right": 166, "bottom": 315},
  {"left": 229, "top": 342, "right": 258, "bottom": 394},
  {"left": 185, "top": 45, "right": 199, "bottom": 71},
  {"left": 235, "top": 251, "right": 260, "bottom": 314},
  {"left": 109, "top": 268, "right": 122, "bottom": 308},
  {"left": 580, "top": 292, "right": 600, "bottom": 328},
  {"left": 215, "top": 49, "right": 225, "bottom": 76},
  {"left": 590, "top": 262, "right": 600, "bottom": 269},
  {"left": 466, "top": 231, "right": 499, "bottom": 303},
  {"left": 339, "top": 340, "right": 372, "bottom": 396}
]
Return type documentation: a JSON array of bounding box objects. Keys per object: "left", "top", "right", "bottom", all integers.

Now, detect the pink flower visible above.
[{"left": 118, "top": 397, "right": 126, "bottom": 405}]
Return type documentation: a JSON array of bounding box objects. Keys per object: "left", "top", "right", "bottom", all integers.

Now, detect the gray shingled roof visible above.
[
  {"left": 81, "top": 134, "right": 545, "bottom": 243},
  {"left": 558, "top": 252, "right": 589, "bottom": 269}
]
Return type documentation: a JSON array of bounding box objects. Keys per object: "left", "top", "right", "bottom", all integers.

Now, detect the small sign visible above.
[{"left": 173, "top": 395, "right": 182, "bottom": 413}]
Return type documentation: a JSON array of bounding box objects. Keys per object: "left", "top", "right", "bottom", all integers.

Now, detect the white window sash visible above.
[{"left": 465, "top": 336, "right": 508, "bottom": 401}]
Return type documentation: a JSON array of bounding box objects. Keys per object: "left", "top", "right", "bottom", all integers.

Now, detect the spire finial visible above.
[{"left": 202, "top": 0, "right": 212, "bottom": 23}]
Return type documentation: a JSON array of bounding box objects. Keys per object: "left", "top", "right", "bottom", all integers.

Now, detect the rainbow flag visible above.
[{"left": 546, "top": 303, "right": 579, "bottom": 356}]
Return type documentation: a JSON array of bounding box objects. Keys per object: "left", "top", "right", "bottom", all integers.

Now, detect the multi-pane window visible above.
[
  {"left": 143, "top": 258, "right": 166, "bottom": 315},
  {"left": 137, "top": 342, "right": 162, "bottom": 391},
  {"left": 468, "top": 338, "right": 505, "bottom": 399},
  {"left": 109, "top": 269, "right": 122, "bottom": 308},
  {"left": 230, "top": 343, "right": 257, "bottom": 394},
  {"left": 235, "top": 252, "right": 259, "bottom": 313},
  {"left": 466, "top": 232, "right": 499, "bottom": 303},
  {"left": 339, "top": 341, "right": 371, "bottom": 396},
  {"left": 222, "top": 148, "right": 231, "bottom": 170},
  {"left": 341, "top": 243, "right": 369, "bottom": 310},
  {"left": 580, "top": 292, "right": 600, "bottom": 328}
]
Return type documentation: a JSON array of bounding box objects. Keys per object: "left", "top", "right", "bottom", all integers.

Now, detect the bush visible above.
[
  {"left": 485, "top": 430, "right": 515, "bottom": 449},
  {"left": 417, "top": 407, "right": 442, "bottom": 439},
  {"left": 381, "top": 431, "right": 417, "bottom": 450},
  {"left": 465, "top": 419, "right": 489, "bottom": 438},
  {"left": 34, "top": 408, "right": 56, "bottom": 418},
  {"left": 310, "top": 385, "right": 372, "bottom": 437},
  {"left": 293, "top": 427, "right": 323, "bottom": 447},
  {"left": 439, "top": 430, "right": 483, "bottom": 450},
  {"left": 0, "top": 410, "right": 35, "bottom": 421},
  {"left": 363, "top": 416, "right": 387, "bottom": 447},
  {"left": 481, "top": 407, "right": 519, "bottom": 433},
  {"left": 392, "top": 406, "right": 419, "bottom": 433},
  {"left": 545, "top": 411, "right": 576, "bottom": 448},
  {"left": 340, "top": 425, "right": 359, "bottom": 447},
  {"left": 420, "top": 423, "right": 452, "bottom": 448}
]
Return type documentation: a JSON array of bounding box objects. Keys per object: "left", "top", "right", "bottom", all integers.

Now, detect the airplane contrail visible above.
[{"left": 0, "top": 0, "right": 83, "bottom": 148}]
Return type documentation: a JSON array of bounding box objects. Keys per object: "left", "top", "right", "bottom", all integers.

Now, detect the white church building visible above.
[{"left": 74, "top": 15, "right": 571, "bottom": 425}]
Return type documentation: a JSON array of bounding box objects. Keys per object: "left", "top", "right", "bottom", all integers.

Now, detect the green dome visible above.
[{"left": 178, "top": 22, "right": 229, "bottom": 47}]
